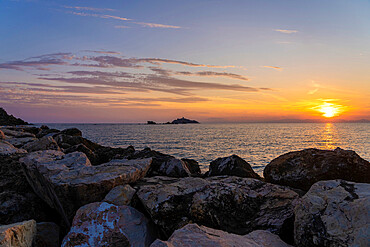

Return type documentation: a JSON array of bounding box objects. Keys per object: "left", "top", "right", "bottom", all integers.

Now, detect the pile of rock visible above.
[{"left": 1, "top": 123, "right": 369, "bottom": 246}]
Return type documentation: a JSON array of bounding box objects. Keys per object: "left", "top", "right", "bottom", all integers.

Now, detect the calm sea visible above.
[{"left": 45, "top": 123, "right": 369, "bottom": 176}]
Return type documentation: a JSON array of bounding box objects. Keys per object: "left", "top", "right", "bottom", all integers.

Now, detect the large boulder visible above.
[
  {"left": 62, "top": 202, "right": 156, "bottom": 247},
  {"left": 35, "top": 222, "right": 60, "bottom": 247},
  {"left": 151, "top": 223, "right": 292, "bottom": 247},
  {"left": 0, "top": 220, "right": 36, "bottom": 247},
  {"left": 264, "top": 148, "right": 370, "bottom": 191},
  {"left": 22, "top": 136, "right": 60, "bottom": 152},
  {"left": 0, "top": 141, "right": 27, "bottom": 155},
  {"left": 181, "top": 158, "right": 201, "bottom": 175},
  {"left": 294, "top": 180, "right": 370, "bottom": 247},
  {"left": 0, "top": 154, "right": 58, "bottom": 225},
  {"left": 129, "top": 148, "right": 197, "bottom": 177},
  {"left": 20, "top": 150, "right": 152, "bottom": 224},
  {"left": 207, "top": 154, "right": 260, "bottom": 179},
  {"left": 135, "top": 176, "right": 298, "bottom": 241}
]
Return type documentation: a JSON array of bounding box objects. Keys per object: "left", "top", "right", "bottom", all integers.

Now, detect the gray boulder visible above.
[
  {"left": 20, "top": 150, "right": 152, "bottom": 224},
  {"left": 207, "top": 154, "right": 260, "bottom": 179},
  {"left": 104, "top": 184, "right": 136, "bottom": 206},
  {"left": 22, "top": 136, "right": 60, "bottom": 152},
  {"left": 62, "top": 202, "right": 156, "bottom": 247},
  {"left": 0, "top": 220, "right": 36, "bottom": 247},
  {"left": 135, "top": 176, "right": 298, "bottom": 240},
  {"left": 264, "top": 148, "right": 370, "bottom": 191},
  {"left": 0, "top": 128, "right": 35, "bottom": 138},
  {"left": 294, "top": 180, "right": 370, "bottom": 247},
  {"left": 151, "top": 223, "right": 292, "bottom": 247}
]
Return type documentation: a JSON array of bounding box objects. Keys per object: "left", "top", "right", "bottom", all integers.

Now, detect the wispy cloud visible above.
[
  {"left": 68, "top": 11, "right": 131, "bottom": 21},
  {"left": 263, "top": 66, "right": 283, "bottom": 71},
  {"left": 64, "top": 6, "right": 115, "bottom": 12},
  {"left": 275, "top": 29, "right": 298, "bottom": 34},
  {"left": 134, "top": 22, "right": 182, "bottom": 29}
]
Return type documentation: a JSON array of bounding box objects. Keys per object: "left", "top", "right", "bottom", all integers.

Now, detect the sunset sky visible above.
[{"left": 1, "top": 0, "right": 369, "bottom": 123}]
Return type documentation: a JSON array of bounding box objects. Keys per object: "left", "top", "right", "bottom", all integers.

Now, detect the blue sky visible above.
[{"left": 0, "top": 0, "right": 369, "bottom": 122}]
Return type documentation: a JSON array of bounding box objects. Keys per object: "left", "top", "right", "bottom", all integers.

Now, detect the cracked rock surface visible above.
[{"left": 294, "top": 179, "right": 370, "bottom": 247}]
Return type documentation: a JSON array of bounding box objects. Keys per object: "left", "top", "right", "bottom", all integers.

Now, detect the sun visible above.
[{"left": 316, "top": 102, "right": 341, "bottom": 118}]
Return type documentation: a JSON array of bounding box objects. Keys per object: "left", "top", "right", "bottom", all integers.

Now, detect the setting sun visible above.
[{"left": 317, "top": 103, "right": 341, "bottom": 118}]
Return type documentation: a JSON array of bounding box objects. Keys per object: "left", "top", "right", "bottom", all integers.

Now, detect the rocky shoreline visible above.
[{"left": 0, "top": 124, "right": 369, "bottom": 247}]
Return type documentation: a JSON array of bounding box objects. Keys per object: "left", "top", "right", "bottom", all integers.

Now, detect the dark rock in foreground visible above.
[
  {"left": 0, "top": 108, "right": 29, "bottom": 126},
  {"left": 62, "top": 202, "right": 156, "bottom": 247},
  {"left": 0, "top": 154, "right": 58, "bottom": 225},
  {"left": 294, "top": 180, "right": 369, "bottom": 247},
  {"left": 207, "top": 154, "right": 260, "bottom": 179},
  {"left": 171, "top": 117, "right": 199, "bottom": 124},
  {"left": 135, "top": 176, "right": 298, "bottom": 240},
  {"left": 264, "top": 147, "right": 370, "bottom": 191},
  {"left": 151, "top": 223, "right": 292, "bottom": 247},
  {"left": 36, "top": 222, "right": 60, "bottom": 247}
]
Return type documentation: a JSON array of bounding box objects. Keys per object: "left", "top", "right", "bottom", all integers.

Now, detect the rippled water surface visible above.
[{"left": 46, "top": 123, "right": 369, "bottom": 176}]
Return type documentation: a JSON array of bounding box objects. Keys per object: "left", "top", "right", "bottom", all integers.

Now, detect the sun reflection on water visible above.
[{"left": 321, "top": 123, "right": 336, "bottom": 150}]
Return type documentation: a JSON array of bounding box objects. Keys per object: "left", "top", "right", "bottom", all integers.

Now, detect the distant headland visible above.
[{"left": 147, "top": 117, "right": 200, "bottom": 125}]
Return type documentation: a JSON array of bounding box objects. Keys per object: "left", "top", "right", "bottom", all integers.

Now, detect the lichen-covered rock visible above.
[
  {"left": 35, "top": 222, "right": 60, "bottom": 247},
  {"left": 22, "top": 136, "right": 60, "bottom": 152},
  {"left": 62, "top": 202, "right": 156, "bottom": 247},
  {"left": 151, "top": 224, "right": 292, "bottom": 247},
  {"left": 104, "top": 184, "right": 136, "bottom": 206},
  {"left": 21, "top": 150, "right": 152, "bottom": 224},
  {"left": 294, "top": 180, "right": 370, "bottom": 247},
  {"left": 264, "top": 148, "right": 370, "bottom": 191},
  {"left": 0, "top": 220, "right": 36, "bottom": 247},
  {"left": 135, "top": 176, "right": 298, "bottom": 241},
  {"left": 7, "top": 137, "right": 37, "bottom": 148},
  {"left": 0, "top": 141, "right": 27, "bottom": 155},
  {"left": 207, "top": 155, "right": 260, "bottom": 179}
]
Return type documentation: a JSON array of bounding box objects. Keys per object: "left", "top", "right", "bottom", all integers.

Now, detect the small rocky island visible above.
[
  {"left": 147, "top": 117, "right": 199, "bottom": 125},
  {"left": 0, "top": 108, "right": 369, "bottom": 247}
]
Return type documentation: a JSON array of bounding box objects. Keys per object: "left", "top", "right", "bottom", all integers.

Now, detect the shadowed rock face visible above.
[
  {"left": 0, "top": 220, "right": 36, "bottom": 247},
  {"left": 20, "top": 150, "right": 153, "bottom": 224},
  {"left": 62, "top": 202, "right": 156, "bottom": 247},
  {"left": 264, "top": 148, "right": 370, "bottom": 191},
  {"left": 294, "top": 180, "right": 370, "bottom": 247},
  {"left": 207, "top": 154, "right": 260, "bottom": 179},
  {"left": 0, "top": 154, "right": 58, "bottom": 225},
  {"left": 151, "top": 224, "right": 292, "bottom": 247},
  {"left": 135, "top": 176, "right": 298, "bottom": 240},
  {"left": 35, "top": 222, "right": 60, "bottom": 247}
]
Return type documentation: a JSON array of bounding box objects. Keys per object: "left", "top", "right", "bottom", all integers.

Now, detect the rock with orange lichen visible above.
[{"left": 0, "top": 220, "right": 36, "bottom": 247}]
